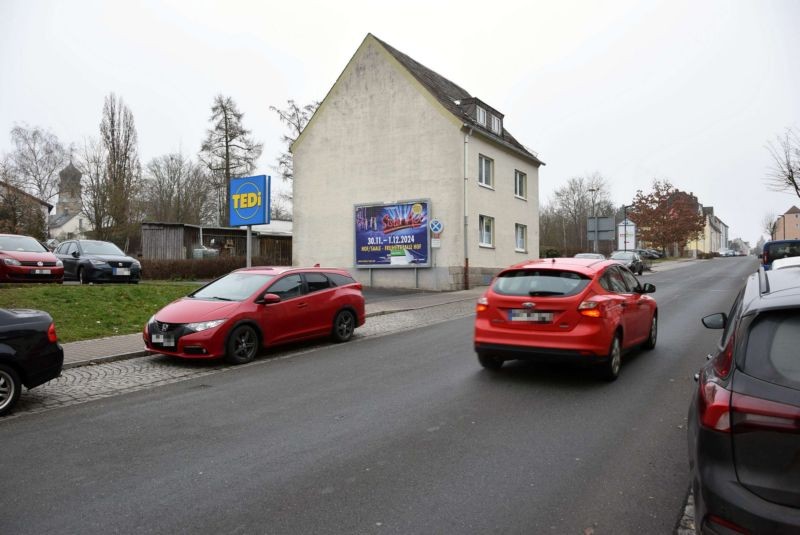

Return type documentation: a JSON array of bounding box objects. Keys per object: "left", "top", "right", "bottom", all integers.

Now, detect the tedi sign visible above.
[{"left": 229, "top": 175, "right": 270, "bottom": 227}]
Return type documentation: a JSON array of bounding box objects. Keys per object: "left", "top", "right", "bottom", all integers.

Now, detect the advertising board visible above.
[
  {"left": 355, "top": 200, "right": 430, "bottom": 268},
  {"left": 229, "top": 175, "right": 270, "bottom": 227}
]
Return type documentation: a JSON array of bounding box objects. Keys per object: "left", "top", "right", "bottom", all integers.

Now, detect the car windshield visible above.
[
  {"left": 611, "top": 252, "right": 634, "bottom": 261},
  {"left": 81, "top": 241, "right": 125, "bottom": 255},
  {"left": 493, "top": 269, "right": 591, "bottom": 297},
  {"left": 0, "top": 235, "right": 48, "bottom": 253},
  {"left": 190, "top": 272, "right": 274, "bottom": 301}
]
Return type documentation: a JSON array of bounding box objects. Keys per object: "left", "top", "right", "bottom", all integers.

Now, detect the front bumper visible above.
[
  {"left": 86, "top": 265, "right": 141, "bottom": 283},
  {"left": 143, "top": 324, "right": 226, "bottom": 360},
  {"left": 0, "top": 265, "right": 64, "bottom": 283}
]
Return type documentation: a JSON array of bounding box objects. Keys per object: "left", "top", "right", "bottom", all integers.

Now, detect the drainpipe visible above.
[{"left": 463, "top": 126, "right": 473, "bottom": 290}]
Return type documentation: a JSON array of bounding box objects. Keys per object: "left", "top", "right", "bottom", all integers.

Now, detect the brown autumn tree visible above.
[{"left": 627, "top": 179, "right": 705, "bottom": 255}]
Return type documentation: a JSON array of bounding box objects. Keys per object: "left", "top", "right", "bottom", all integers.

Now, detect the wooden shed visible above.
[{"left": 141, "top": 222, "right": 291, "bottom": 264}]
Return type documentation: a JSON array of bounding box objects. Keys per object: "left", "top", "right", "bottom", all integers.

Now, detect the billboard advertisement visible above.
[
  {"left": 229, "top": 175, "right": 270, "bottom": 227},
  {"left": 355, "top": 200, "right": 430, "bottom": 268}
]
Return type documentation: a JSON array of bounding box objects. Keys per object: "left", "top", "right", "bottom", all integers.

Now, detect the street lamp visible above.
[{"left": 588, "top": 188, "right": 598, "bottom": 253}]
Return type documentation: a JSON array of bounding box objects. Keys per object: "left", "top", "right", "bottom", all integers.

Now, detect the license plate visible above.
[
  {"left": 151, "top": 334, "right": 174, "bottom": 347},
  {"left": 113, "top": 268, "right": 131, "bottom": 276},
  {"left": 34, "top": 269, "right": 51, "bottom": 275},
  {"left": 509, "top": 310, "right": 553, "bottom": 323}
]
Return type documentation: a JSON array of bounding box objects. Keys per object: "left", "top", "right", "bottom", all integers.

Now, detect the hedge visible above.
[{"left": 140, "top": 256, "right": 287, "bottom": 281}]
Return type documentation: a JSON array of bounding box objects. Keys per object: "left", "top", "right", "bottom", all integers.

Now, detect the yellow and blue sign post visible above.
[{"left": 229, "top": 175, "right": 270, "bottom": 267}]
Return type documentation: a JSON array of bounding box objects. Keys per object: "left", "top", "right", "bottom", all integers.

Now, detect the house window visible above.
[
  {"left": 514, "top": 170, "right": 527, "bottom": 199},
  {"left": 515, "top": 224, "right": 527, "bottom": 252},
  {"left": 478, "top": 155, "right": 493, "bottom": 188},
  {"left": 479, "top": 215, "right": 494, "bottom": 247},
  {"left": 476, "top": 106, "right": 486, "bottom": 126},
  {"left": 490, "top": 114, "right": 501, "bottom": 134}
]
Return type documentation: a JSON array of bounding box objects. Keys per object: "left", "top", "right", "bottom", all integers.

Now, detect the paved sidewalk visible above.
[{"left": 61, "top": 286, "right": 487, "bottom": 369}]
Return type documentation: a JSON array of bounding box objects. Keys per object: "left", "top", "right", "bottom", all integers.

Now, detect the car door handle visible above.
[
  {"left": 297, "top": 302, "right": 308, "bottom": 309},
  {"left": 620, "top": 302, "right": 628, "bottom": 308}
]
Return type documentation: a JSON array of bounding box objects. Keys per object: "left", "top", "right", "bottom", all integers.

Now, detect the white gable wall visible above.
[{"left": 293, "top": 36, "right": 541, "bottom": 290}]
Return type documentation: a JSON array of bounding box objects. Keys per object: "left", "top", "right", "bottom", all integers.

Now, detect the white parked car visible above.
[{"left": 771, "top": 256, "right": 800, "bottom": 270}]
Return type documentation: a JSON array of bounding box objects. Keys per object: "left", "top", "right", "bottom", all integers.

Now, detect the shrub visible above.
[{"left": 140, "top": 256, "right": 286, "bottom": 281}]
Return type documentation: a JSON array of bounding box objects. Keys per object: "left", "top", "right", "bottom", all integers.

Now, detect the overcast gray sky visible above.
[{"left": 2, "top": 0, "right": 798, "bottom": 246}]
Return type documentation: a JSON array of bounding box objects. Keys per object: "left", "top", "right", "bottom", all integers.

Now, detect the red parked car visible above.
[
  {"left": 0, "top": 233, "right": 64, "bottom": 283},
  {"left": 144, "top": 266, "right": 366, "bottom": 364},
  {"left": 474, "top": 258, "right": 657, "bottom": 380}
]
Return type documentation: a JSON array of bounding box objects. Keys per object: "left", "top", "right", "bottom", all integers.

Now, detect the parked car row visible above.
[{"left": 0, "top": 233, "right": 141, "bottom": 284}]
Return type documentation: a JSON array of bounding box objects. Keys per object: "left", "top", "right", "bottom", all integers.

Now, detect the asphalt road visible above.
[{"left": 0, "top": 257, "right": 758, "bottom": 534}]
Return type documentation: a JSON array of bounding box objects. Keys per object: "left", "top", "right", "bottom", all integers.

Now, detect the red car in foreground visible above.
[
  {"left": 0, "top": 233, "right": 64, "bottom": 283},
  {"left": 474, "top": 258, "right": 657, "bottom": 381},
  {"left": 144, "top": 266, "right": 366, "bottom": 364}
]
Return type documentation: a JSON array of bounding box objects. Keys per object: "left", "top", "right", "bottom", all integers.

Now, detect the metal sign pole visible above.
[{"left": 246, "top": 226, "right": 252, "bottom": 267}]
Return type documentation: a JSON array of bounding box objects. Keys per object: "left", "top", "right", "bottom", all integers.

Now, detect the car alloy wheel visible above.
[
  {"left": 643, "top": 315, "right": 657, "bottom": 350},
  {"left": 0, "top": 364, "right": 21, "bottom": 416},
  {"left": 226, "top": 325, "right": 258, "bottom": 365},
  {"left": 332, "top": 310, "right": 355, "bottom": 343},
  {"left": 601, "top": 335, "right": 622, "bottom": 382}
]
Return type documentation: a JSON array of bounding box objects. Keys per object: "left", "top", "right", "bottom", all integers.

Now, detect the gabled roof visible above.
[
  {"left": 785, "top": 205, "right": 800, "bottom": 215},
  {"left": 0, "top": 180, "right": 53, "bottom": 211},
  {"left": 294, "top": 34, "right": 543, "bottom": 166}
]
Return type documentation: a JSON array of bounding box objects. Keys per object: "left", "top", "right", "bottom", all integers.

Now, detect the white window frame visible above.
[
  {"left": 514, "top": 170, "right": 527, "bottom": 200},
  {"left": 490, "top": 114, "right": 501, "bottom": 134},
  {"left": 515, "top": 223, "right": 527, "bottom": 252},
  {"left": 479, "top": 215, "right": 494, "bottom": 247},
  {"left": 476, "top": 106, "right": 486, "bottom": 126},
  {"left": 478, "top": 155, "right": 493, "bottom": 188}
]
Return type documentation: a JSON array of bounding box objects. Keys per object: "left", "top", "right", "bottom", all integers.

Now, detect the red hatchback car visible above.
[
  {"left": 474, "top": 258, "right": 657, "bottom": 380},
  {"left": 143, "top": 266, "right": 366, "bottom": 364},
  {"left": 0, "top": 233, "right": 64, "bottom": 283}
]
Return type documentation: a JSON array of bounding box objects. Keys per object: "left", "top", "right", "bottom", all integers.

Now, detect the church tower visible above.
[{"left": 56, "top": 162, "right": 82, "bottom": 217}]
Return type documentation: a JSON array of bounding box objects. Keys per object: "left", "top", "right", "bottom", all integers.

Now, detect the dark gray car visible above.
[
  {"left": 609, "top": 250, "right": 644, "bottom": 275},
  {"left": 55, "top": 239, "right": 141, "bottom": 284},
  {"left": 688, "top": 268, "right": 800, "bottom": 534}
]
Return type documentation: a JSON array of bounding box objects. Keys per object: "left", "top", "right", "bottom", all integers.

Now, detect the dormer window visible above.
[
  {"left": 476, "top": 106, "right": 486, "bottom": 126},
  {"left": 490, "top": 114, "right": 501, "bottom": 134}
]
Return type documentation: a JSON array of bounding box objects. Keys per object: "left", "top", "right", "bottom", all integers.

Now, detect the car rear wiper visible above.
[{"left": 528, "top": 291, "right": 565, "bottom": 296}]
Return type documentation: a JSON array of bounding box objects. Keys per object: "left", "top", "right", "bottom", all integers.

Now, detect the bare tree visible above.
[
  {"left": 142, "top": 153, "right": 215, "bottom": 224},
  {"left": 100, "top": 93, "right": 141, "bottom": 242},
  {"left": 551, "top": 173, "right": 614, "bottom": 253},
  {"left": 199, "top": 95, "right": 263, "bottom": 225},
  {"left": 269, "top": 99, "right": 319, "bottom": 198},
  {"left": 8, "top": 123, "right": 69, "bottom": 203},
  {"left": 762, "top": 212, "right": 778, "bottom": 239},
  {"left": 766, "top": 128, "right": 800, "bottom": 198},
  {"left": 77, "top": 138, "right": 113, "bottom": 240}
]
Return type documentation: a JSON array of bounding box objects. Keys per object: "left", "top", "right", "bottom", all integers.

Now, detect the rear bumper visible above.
[
  {"left": 474, "top": 342, "right": 608, "bottom": 364},
  {"left": 19, "top": 343, "right": 64, "bottom": 389},
  {"left": 688, "top": 397, "right": 800, "bottom": 533}
]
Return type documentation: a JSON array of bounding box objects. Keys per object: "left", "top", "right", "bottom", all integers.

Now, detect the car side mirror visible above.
[
  {"left": 639, "top": 283, "right": 656, "bottom": 294},
  {"left": 256, "top": 293, "right": 281, "bottom": 305},
  {"left": 71, "top": 251, "right": 79, "bottom": 258},
  {"left": 701, "top": 313, "right": 727, "bottom": 330}
]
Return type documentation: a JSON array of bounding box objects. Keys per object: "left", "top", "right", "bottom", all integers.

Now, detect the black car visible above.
[
  {"left": 0, "top": 308, "right": 64, "bottom": 416},
  {"left": 609, "top": 250, "right": 645, "bottom": 275},
  {"left": 688, "top": 267, "right": 800, "bottom": 534},
  {"left": 55, "top": 239, "right": 141, "bottom": 284}
]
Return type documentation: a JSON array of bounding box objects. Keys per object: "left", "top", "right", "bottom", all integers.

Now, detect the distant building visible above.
[
  {"left": 685, "top": 203, "right": 727, "bottom": 256},
  {"left": 292, "top": 34, "right": 544, "bottom": 290},
  {"left": 772, "top": 205, "right": 800, "bottom": 240},
  {"left": 49, "top": 163, "right": 91, "bottom": 241},
  {"left": 0, "top": 180, "right": 52, "bottom": 238}
]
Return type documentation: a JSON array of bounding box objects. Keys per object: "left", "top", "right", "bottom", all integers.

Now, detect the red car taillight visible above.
[
  {"left": 706, "top": 514, "right": 750, "bottom": 534},
  {"left": 731, "top": 392, "right": 800, "bottom": 434},
  {"left": 47, "top": 322, "right": 58, "bottom": 343},
  {"left": 578, "top": 300, "right": 602, "bottom": 318},
  {"left": 697, "top": 375, "right": 732, "bottom": 432},
  {"left": 476, "top": 297, "right": 489, "bottom": 313}
]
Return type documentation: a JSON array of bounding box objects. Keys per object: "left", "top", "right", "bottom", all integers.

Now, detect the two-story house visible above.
[{"left": 292, "top": 34, "right": 543, "bottom": 290}]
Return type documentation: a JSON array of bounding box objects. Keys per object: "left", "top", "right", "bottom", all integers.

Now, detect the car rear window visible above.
[
  {"left": 327, "top": 272, "right": 357, "bottom": 286},
  {"left": 743, "top": 310, "right": 800, "bottom": 389},
  {"left": 493, "top": 269, "right": 591, "bottom": 297},
  {"left": 765, "top": 242, "right": 800, "bottom": 263}
]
